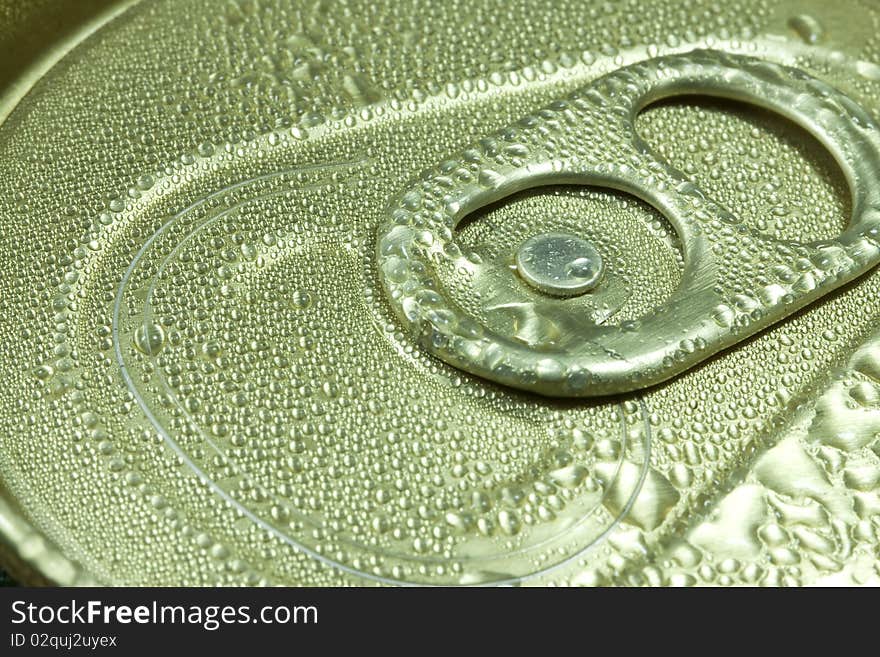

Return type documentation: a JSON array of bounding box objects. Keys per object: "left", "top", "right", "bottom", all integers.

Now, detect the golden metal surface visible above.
[{"left": 1, "top": 0, "right": 879, "bottom": 585}]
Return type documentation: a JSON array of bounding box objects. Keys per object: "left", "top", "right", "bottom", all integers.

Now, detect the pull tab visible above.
[{"left": 376, "top": 50, "right": 880, "bottom": 397}]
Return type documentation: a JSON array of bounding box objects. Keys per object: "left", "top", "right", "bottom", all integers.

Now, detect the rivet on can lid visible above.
[{"left": 515, "top": 232, "right": 604, "bottom": 297}]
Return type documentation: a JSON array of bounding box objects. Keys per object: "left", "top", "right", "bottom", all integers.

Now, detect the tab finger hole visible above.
[{"left": 636, "top": 95, "right": 851, "bottom": 244}]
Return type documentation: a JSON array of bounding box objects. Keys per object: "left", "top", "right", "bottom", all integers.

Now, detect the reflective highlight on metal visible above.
[
  {"left": 515, "top": 232, "right": 604, "bottom": 297},
  {"left": 377, "top": 50, "right": 880, "bottom": 397}
]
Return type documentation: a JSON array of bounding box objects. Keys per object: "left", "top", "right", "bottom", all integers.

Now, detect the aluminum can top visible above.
[{"left": 1, "top": 0, "right": 879, "bottom": 586}]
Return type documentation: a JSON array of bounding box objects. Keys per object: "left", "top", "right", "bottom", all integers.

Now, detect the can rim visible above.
[
  {"left": 0, "top": 0, "right": 140, "bottom": 587},
  {"left": 0, "top": 485, "right": 100, "bottom": 585}
]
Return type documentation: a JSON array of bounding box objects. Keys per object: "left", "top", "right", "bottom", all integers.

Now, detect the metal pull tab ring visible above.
[{"left": 376, "top": 50, "right": 880, "bottom": 397}]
